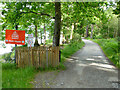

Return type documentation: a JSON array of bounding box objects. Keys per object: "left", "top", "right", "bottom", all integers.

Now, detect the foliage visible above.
[
  {"left": 70, "top": 33, "right": 82, "bottom": 43},
  {"left": 113, "top": 1, "right": 120, "bottom": 17},
  {"left": 1, "top": 2, "right": 109, "bottom": 44},
  {"left": 92, "top": 38, "right": 120, "bottom": 68},
  {"left": 0, "top": 51, "right": 15, "bottom": 63},
  {"left": 46, "top": 39, "right": 52, "bottom": 45}
]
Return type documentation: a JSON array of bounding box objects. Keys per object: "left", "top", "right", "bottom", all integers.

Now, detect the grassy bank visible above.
[
  {"left": 92, "top": 38, "right": 119, "bottom": 68},
  {"left": 2, "top": 63, "right": 37, "bottom": 88},
  {"left": 61, "top": 41, "right": 85, "bottom": 62}
]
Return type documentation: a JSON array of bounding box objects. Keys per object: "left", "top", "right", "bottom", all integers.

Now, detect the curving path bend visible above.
[{"left": 34, "top": 39, "right": 119, "bottom": 88}]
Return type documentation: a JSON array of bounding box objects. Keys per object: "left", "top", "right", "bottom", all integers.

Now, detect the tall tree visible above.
[
  {"left": 86, "top": 25, "right": 89, "bottom": 38},
  {"left": 44, "top": 23, "right": 46, "bottom": 45},
  {"left": 34, "top": 25, "right": 40, "bottom": 46},
  {"left": 53, "top": 2, "right": 61, "bottom": 46}
]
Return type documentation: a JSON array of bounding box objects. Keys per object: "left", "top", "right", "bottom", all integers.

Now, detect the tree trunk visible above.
[
  {"left": 116, "top": 29, "right": 118, "bottom": 37},
  {"left": 70, "top": 23, "right": 74, "bottom": 40},
  {"left": 44, "top": 23, "right": 46, "bottom": 45},
  {"left": 74, "top": 23, "right": 76, "bottom": 32},
  {"left": 90, "top": 24, "right": 93, "bottom": 39},
  {"left": 34, "top": 25, "right": 39, "bottom": 47},
  {"left": 83, "top": 30, "right": 85, "bottom": 37},
  {"left": 62, "top": 34, "right": 65, "bottom": 44},
  {"left": 40, "top": 31, "right": 43, "bottom": 44},
  {"left": 60, "top": 31, "right": 63, "bottom": 45},
  {"left": 49, "top": 30, "right": 52, "bottom": 44},
  {"left": 107, "top": 25, "right": 109, "bottom": 39},
  {"left": 53, "top": 2, "right": 61, "bottom": 46},
  {"left": 86, "top": 25, "right": 89, "bottom": 38}
]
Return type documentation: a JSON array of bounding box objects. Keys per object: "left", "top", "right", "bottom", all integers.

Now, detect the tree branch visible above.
[{"left": 20, "top": 11, "right": 55, "bottom": 19}]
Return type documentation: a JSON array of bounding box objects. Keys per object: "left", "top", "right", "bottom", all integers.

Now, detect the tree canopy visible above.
[{"left": 0, "top": 1, "right": 119, "bottom": 46}]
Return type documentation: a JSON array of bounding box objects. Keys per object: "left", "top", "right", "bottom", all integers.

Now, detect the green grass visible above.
[
  {"left": 61, "top": 41, "right": 85, "bottom": 62},
  {"left": 2, "top": 63, "right": 38, "bottom": 88},
  {"left": 0, "top": 63, "right": 1, "bottom": 90},
  {"left": 2, "top": 62, "right": 66, "bottom": 88},
  {"left": 2, "top": 39, "right": 85, "bottom": 88},
  {"left": 91, "top": 38, "right": 120, "bottom": 68}
]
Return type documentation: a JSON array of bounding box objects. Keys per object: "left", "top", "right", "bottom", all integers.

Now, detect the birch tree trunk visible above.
[
  {"left": 70, "top": 23, "right": 74, "bottom": 40},
  {"left": 90, "top": 24, "right": 93, "bottom": 39},
  {"left": 107, "top": 24, "right": 109, "bottom": 39},
  {"left": 40, "top": 31, "right": 43, "bottom": 44},
  {"left": 60, "top": 31, "right": 63, "bottom": 44},
  {"left": 62, "top": 34, "right": 65, "bottom": 44},
  {"left": 44, "top": 23, "right": 46, "bottom": 45},
  {"left": 74, "top": 23, "right": 76, "bottom": 32}
]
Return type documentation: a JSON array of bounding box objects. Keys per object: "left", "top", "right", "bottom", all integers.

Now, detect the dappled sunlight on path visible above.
[{"left": 34, "top": 39, "right": 119, "bottom": 88}]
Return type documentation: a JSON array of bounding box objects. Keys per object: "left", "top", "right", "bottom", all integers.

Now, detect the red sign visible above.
[{"left": 5, "top": 30, "right": 25, "bottom": 45}]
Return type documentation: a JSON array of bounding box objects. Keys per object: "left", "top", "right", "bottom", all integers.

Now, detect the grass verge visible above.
[
  {"left": 2, "top": 62, "right": 66, "bottom": 88},
  {"left": 2, "top": 63, "right": 37, "bottom": 88},
  {"left": 0, "top": 63, "right": 1, "bottom": 90},
  {"left": 61, "top": 41, "right": 85, "bottom": 62},
  {"left": 91, "top": 38, "right": 120, "bottom": 68}
]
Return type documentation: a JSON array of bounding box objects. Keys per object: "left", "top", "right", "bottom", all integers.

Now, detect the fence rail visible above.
[{"left": 16, "top": 46, "right": 60, "bottom": 68}]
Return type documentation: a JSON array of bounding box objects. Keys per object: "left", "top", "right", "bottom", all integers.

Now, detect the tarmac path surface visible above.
[{"left": 33, "top": 39, "right": 119, "bottom": 88}]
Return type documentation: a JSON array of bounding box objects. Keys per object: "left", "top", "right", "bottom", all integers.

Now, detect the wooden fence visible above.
[{"left": 16, "top": 46, "right": 60, "bottom": 68}]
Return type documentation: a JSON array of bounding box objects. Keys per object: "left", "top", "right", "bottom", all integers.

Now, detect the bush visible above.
[
  {"left": 46, "top": 39, "right": 52, "bottom": 45},
  {"left": 1, "top": 51, "right": 15, "bottom": 62},
  {"left": 95, "top": 35, "right": 103, "bottom": 39},
  {"left": 70, "top": 33, "right": 81, "bottom": 44}
]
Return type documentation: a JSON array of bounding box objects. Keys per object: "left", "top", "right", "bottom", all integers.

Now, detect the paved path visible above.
[{"left": 34, "top": 39, "right": 119, "bottom": 88}]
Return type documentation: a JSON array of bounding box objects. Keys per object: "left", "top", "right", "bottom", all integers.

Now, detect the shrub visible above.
[{"left": 70, "top": 33, "right": 81, "bottom": 44}]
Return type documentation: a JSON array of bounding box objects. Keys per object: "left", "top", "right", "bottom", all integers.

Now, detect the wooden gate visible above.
[{"left": 16, "top": 46, "right": 60, "bottom": 68}]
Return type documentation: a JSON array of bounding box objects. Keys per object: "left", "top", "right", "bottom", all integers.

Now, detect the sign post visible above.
[
  {"left": 15, "top": 25, "right": 18, "bottom": 64},
  {"left": 27, "top": 34, "right": 34, "bottom": 65},
  {"left": 27, "top": 34, "right": 34, "bottom": 47}
]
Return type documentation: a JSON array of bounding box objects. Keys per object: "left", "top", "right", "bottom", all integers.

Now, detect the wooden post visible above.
[
  {"left": 28, "top": 47, "right": 30, "bottom": 66},
  {"left": 15, "top": 25, "right": 18, "bottom": 64},
  {"left": 46, "top": 47, "right": 48, "bottom": 67}
]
